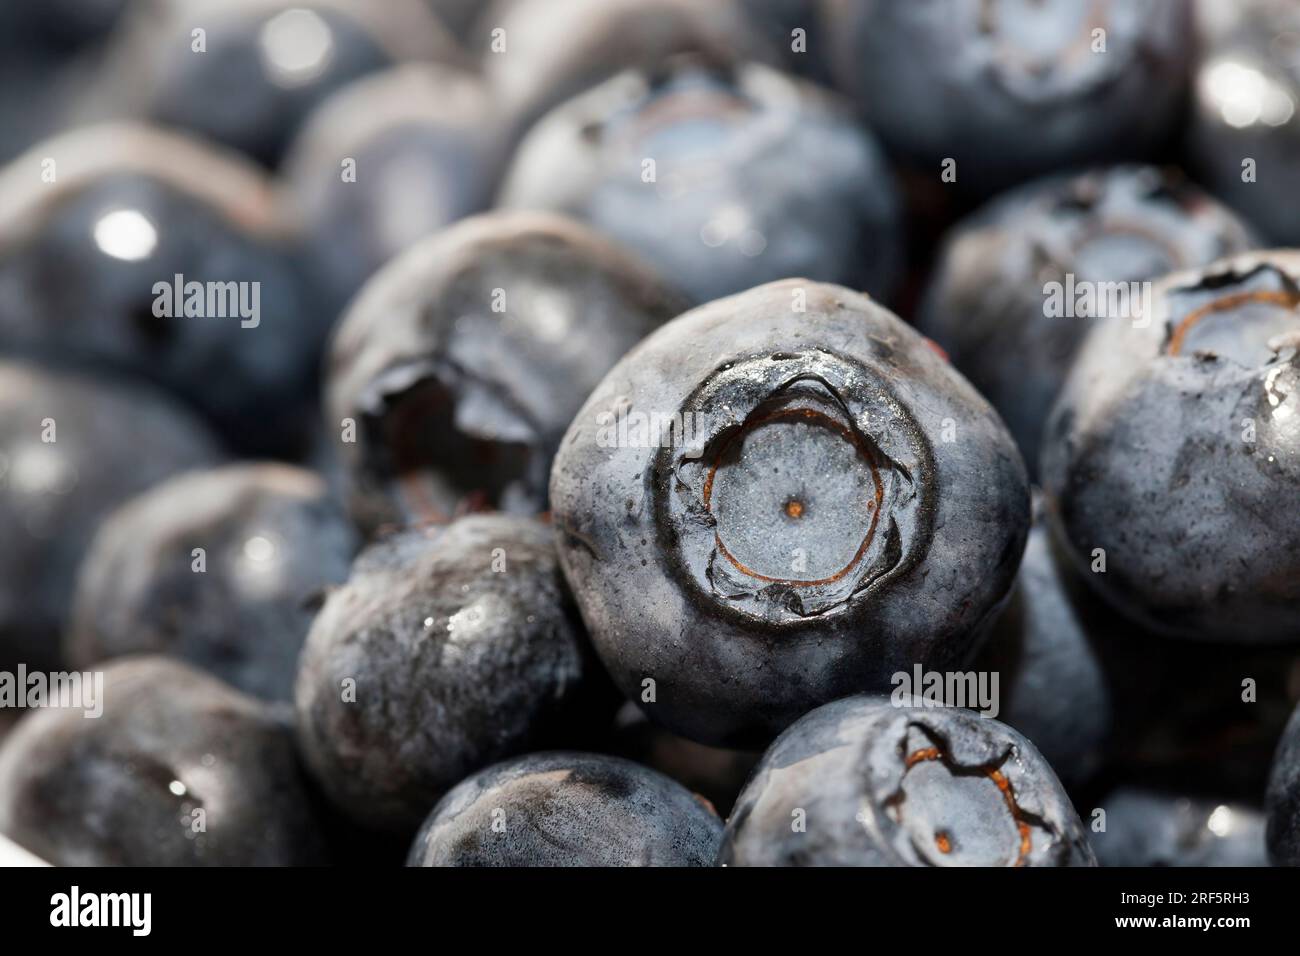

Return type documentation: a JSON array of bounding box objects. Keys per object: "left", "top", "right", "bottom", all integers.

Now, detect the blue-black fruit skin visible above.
[
  {"left": 325, "top": 211, "right": 689, "bottom": 535},
  {"left": 0, "top": 359, "right": 224, "bottom": 673},
  {"left": 1190, "top": 0, "right": 1300, "bottom": 246},
  {"left": 918, "top": 165, "right": 1258, "bottom": 474},
  {"left": 407, "top": 751, "right": 723, "bottom": 867},
  {"left": 1267, "top": 705, "right": 1300, "bottom": 866},
  {"left": 1092, "top": 787, "right": 1269, "bottom": 867},
  {"left": 825, "top": 0, "right": 1193, "bottom": 196},
  {"left": 1041, "top": 249, "right": 1300, "bottom": 644},
  {"left": 66, "top": 464, "right": 359, "bottom": 702},
  {"left": 498, "top": 59, "right": 903, "bottom": 307},
  {"left": 718, "top": 695, "right": 1095, "bottom": 867},
  {"left": 295, "top": 514, "right": 616, "bottom": 833},
  {"left": 550, "top": 279, "right": 1030, "bottom": 749},
  {"left": 0, "top": 126, "right": 325, "bottom": 456},
  {"left": 0, "top": 657, "right": 326, "bottom": 866}
]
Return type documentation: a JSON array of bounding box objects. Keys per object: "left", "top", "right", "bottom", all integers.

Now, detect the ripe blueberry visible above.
[
  {"left": 1091, "top": 787, "right": 1268, "bottom": 867},
  {"left": 550, "top": 279, "right": 1029, "bottom": 747},
  {"left": 407, "top": 751, "right": 722, "bottom": 866}
]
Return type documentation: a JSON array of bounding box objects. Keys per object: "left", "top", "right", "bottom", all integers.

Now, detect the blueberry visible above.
[
  {"left": 0, "top": 124, "right": 324, "bottom": 455},
  {"left": 1267, "top": 704, "right": 1300, "bottom": 865},
  {"left": 550, "top": 279, "right": 1029, "bottom": 747},
  {"left": 407, "top": 751, "right": 722, "bottom": 866},
  {"left": 0, "top": 359, "right": 222, "bottom": 672},
  {"left": 66, "top": 463, "right": 358, "bottom": 702},
  {"left": 424, "top": 0, "right": 483, "bottom": 42},
  {"left": 919, "top": 165, "right": 1257, "bottom": 472},
  {"left": 325, "top": 211, "right": 687, "bottom": 534},
  {"left": 499, "top": 57, "right": 902, "bottom": 306},
  {"left": 1091, "top": 787, "right": 1269, "bottom": 867},
  {"left": 295, "top": 514, "right": 614, "bottom": 831},
  {"left": 480, "top": 0, "right": 776, "bottom": 139},
  {"left": 281, "top": 63, "right": 508, "bottom": 327},
  {"left": 0, "top": 656, "right": 325, "bottom": 866},
  {"left": 719, "top": 694, "right": 1094, "bottom": 866},
  {"left": 1189, "top": 0, "right": 1300, "bottom": 245},
  {"left": 95, "top": 0, "right": 461, "bottom": 168},
  {"left": 825, "top": 0, "right": 1193, "bottom": 195},
  {"left": 1042, "top": 249, "right": 1300, "bottom": 642}
]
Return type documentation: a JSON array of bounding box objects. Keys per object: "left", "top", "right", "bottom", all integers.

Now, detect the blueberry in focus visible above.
[
  {"left": 281, "top": 63, "right": 508, "bottom": 327},
  {"left": 918, "top": 165, "right": 1257, "bottom": 472},
  {"left": 325, "top": 211, "right": 687, "bottom": 534},
  {"left": 499, "top": 55, "right": 902, "bottom": 306},
  {"left": 550, "top": 279, "right": 1030, "bottom": 748},
  {"left": 1090, "top": 787, "right": 1268, "bottom": 867},
  {"left": 93, "top": 0, "right": 461, "bottom": 168},
  {"left": 825, "top": 0, "right": 1193, "bottom": 196},
  {"left": 0, "top": 359, "right": 223, "bottom": 672},
  {"left": 1189, "top": 0, "right": 1300, "bottom": 245},
  {"left": 719, "top": 694, "right": 1095, "bottom": 867},
  {"left": 0, "top": 124, "right": 324, "bottom": 456},
  {"left": 0, "top": 656, "right": 325, "bottom": 866},
  {"left": 1266, "top": 703, "right": 1300, "bottom": 865},
  {"left": 1041, "top": 249, "right": 1300, "bottom": 643},
  {"left": 479, "top": 0, "right": 776, "bottom": 140},
  {"left": 295, "top": 514, "right": 614, "bottom": 832},
  {"left": 407, "top": 751, "right": 722, "bottom": 866},
  {"left": 66, "top": 463, "right": 358, "bottom": 702}
]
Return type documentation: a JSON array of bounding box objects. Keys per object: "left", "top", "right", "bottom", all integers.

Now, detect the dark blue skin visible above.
[
  {"left": 295, "top": 514, "right": 616, "bottom": 832},
  {"left": 825, "top": 0, "right": 1193, "bottom": 196},
  {"left": 1091, "top": 787, "right": 1269, "bottom": 867},
  {"left": 550, "top": 279, "right": 1029, "bottom": 748},
  {"left": 1267, "top": 704, "right": 1300, "bottom": 865},
  {"left": 0, "top": 359, "right": 223, "bottom": 673},
  {"left": 325, "top": 211, "right": 687, "bottom": 535},
  {"left": 480, "top": 0, "right": 777, "bottom": 141},
  {"left": 1042, "top": 249, "right": 1300, "bottom": 643},
  {"left": 0, "top": 124, "right": 324, "bottom": 456},
  {"left": 498, "top": 57, "right": 902, "bottom": 307},
  {"left": 0, "top": 657, "right": 326, "bottom": 866},
  {"left": 918, "top": 166, "right": 1257, "bottom": 474},
  {"left": 281, "top": 63, "right": 508, "bottom": 329},
  {"left": 407, "top": 751, "right": 723, "bottom": 866},
  {"left": 95, "top": 0, "right": 461, "bottom": 168},
  {"left": 1190, "top": 0, "right": 1300, "bottom": 245},
  {"left": 719, "top": 695, "right": 1095, "bottom": 867},
  {"left": 66, "top": 463, "right": 358, "bottom": 702}
]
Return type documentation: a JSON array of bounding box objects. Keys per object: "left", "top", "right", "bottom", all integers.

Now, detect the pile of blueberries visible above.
[{"left": 0, "top": 0, "right": 1298, "bottom": 868}]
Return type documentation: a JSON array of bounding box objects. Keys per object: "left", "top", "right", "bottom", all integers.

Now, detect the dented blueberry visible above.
[
  {"left": 67, "top": 463, "right": 358, "bottom": 702},
  {"left": 498, "top": 56, "right": 902, "bottom": 306},
  {"left": 718, "top": 694, "right": 1095, "bottom": 866},
  {"left": 1042, "top": 249, "right": 1300, "bottom": 642},
  {"left": 919, "top": 166, "right": 1257, "bottom": 472},
  {"left": 0, "top": 359, "right": 223, "bottom": 672},
  {"left": 826, "top": 0, "right": 1193, "bottom": 195},
  {"left": 325, "top": 211, "right": 686, "bottom": 534},
  {"left": 550, "top": 279, "right": 1030, "bottom": 747},
  {"left": 295, "top": 514, "right": 613, "bottom": 831},
  {"left": 407, "top": 751, "right": 722, "bottom": 866},
  {"left": 0, "top": 657, "right": 325, "bottom": 866}
]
